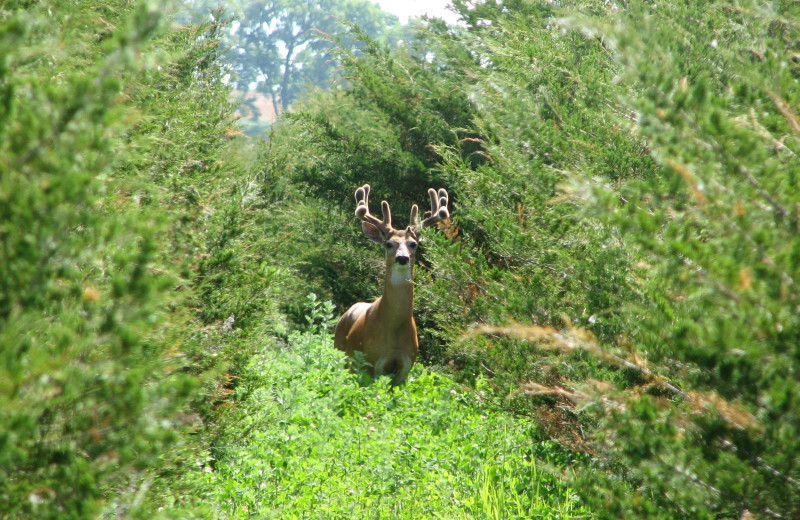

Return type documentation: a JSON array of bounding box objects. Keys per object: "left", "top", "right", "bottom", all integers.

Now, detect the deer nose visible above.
[{"left": 395, "top": 255, "right": 409, "bottom": 265}]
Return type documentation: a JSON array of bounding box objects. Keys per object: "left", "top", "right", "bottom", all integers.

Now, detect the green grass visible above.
[{"left": 162, "top": 309, "right": 589, "bottom": 519}]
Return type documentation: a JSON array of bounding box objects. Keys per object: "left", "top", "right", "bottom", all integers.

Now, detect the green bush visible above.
[
  {"left": 0, "top": 1, "right": 245, "bottom": 517},
  {"left": 251, "top": 2, "right": 645, "bottom": 390},
  {"left": 5, "top": 0, "right": 798, "bottom": 518},
  {"left": 568, "top": 2, "right": 800, "bottom": 517},
  {"left": 244, "top": 1, "right": 800, "bottom": 518}
]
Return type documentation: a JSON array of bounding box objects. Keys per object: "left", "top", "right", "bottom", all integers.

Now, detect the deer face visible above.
[
  {"left": 384, "top": 230, "right": 419, "bottom": 267},
  {"left": 362, "top": 225, "right": 419, "bottom": 279}
]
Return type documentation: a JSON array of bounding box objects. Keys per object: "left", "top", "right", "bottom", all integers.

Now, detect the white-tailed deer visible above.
[{"left": 334, "top": 184, "right": 449, "bottom": 385}]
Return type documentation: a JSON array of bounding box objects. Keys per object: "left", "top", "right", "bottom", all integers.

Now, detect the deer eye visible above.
[
  {"left": 385, "top": 241, "right": 395, "bottom": 248},
  {"left": 408, "top": 241, "right": 417, "bottom": 249}
]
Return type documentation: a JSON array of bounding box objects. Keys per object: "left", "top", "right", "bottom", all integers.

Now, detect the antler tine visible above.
[
  {"left": 420, "top": 187, "right": 449, "bottom": 229},
  {"left": 355, "top": 184, "right": 393, "bottom": 234},
  {"left": 409, "top": 204, "right": 419, "bottom": 229},
  {"left": 380, "top": 200, "right": 392, "bottom": 229}
]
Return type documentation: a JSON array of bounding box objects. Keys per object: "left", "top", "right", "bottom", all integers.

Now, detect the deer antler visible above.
[
  {"left": 355, "top": 184, "right": 393, "bottom": 236},
  {"left": 414, "top": 188, "right": 449, "bottom": 229}
]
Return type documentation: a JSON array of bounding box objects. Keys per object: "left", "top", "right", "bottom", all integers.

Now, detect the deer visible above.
[{"left": 334, "top": 184, "right": 450, "bottom": 386}]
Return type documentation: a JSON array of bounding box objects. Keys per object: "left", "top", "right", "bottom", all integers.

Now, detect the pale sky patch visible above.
[{"left": 373, "top": 0, "right": 461, "bottom": 25}]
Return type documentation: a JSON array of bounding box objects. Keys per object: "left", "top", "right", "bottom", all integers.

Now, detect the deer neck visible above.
[{"left": 378, "top": 264, "right": 414, "bottom": 327}]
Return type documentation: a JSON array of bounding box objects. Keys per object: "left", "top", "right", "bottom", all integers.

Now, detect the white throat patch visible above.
[{"left": 391, "top": 266, "right": 413, "bottom": 285}]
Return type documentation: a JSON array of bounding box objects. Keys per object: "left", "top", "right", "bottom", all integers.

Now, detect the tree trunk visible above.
[
  {"left": 258, "top": 67, "right": 281, "bottom": 117},
  {"left": 280, "top": 39, "right": 295, "bottom": 111}
]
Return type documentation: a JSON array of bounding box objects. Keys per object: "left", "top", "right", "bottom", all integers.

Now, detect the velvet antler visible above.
[{"left": 355, "top": 184, "right": 394, "bottom": 237}]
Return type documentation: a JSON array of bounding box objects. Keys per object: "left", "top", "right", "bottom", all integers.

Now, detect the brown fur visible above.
[{"left": 334, "top": 185, "right": 449, "bottom": 385}]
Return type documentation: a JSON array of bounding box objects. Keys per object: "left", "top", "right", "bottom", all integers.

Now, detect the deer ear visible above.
[{"left": 362, "top": 221, "right": 385, "bottom": 243}]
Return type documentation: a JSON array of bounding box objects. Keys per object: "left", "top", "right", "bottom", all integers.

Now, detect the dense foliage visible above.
[
  {"left": 250, "top": 0, "right": 800, "bottom": 518},
  {"left": 4, "top": 0, "right": 799, "bottom": 519},
  {"left": 0, "top": 1, "right": 252, "bottom": 517},
  {"left": 163, "top": 307, "right": 587, "bottom": 519}
]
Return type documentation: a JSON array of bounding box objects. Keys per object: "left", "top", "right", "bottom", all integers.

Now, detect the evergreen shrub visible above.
[
  {"left": 0, "top": 1, "right": 248, "bottom": 517},
  {"left": 252, "top": 0, "right": 800, "bottom": 518}
]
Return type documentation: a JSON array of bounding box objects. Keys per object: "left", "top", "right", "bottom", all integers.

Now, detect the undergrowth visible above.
[{"left": 161, "top": 299, "right": 588, "bottom": 519}]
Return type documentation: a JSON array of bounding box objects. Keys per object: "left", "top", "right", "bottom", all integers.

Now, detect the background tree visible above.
[{"left": 189, "top": 0, "right": 407, "bottom": 118}]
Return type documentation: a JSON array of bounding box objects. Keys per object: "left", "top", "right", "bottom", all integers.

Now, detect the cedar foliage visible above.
[
  {"left": 0, "top": 1, "right": 250, "bottom": 517},
  {"left": 255, "top": 0, "right": 800, "bottom": 518},
  {"left": 4, "top": 0, "right": 799, "bottom": 518}
]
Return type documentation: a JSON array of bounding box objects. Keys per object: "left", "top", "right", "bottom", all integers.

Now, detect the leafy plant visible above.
[
  {"left": 231, "top": 0, "right": 800, "bottom": 518},
  {"left": 164, "top": 324, "right": 587, "bottom": 519}
]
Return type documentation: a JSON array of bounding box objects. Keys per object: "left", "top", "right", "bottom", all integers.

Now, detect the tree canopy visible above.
[{"left": 189, "top": 0, "right": 406, "bottom": 117}]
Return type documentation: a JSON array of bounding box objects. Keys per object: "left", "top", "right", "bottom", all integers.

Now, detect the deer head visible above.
[{"left": 354, "top": 184, "right": 449, "bottom": 282}]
